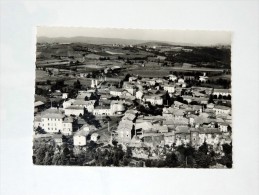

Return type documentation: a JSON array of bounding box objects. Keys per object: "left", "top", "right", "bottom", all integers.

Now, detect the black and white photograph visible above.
[{"left": 33, "top": 27, "right": 232, "bottom": 168}]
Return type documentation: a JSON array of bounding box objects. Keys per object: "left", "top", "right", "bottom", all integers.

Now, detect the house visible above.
[
  {"left": 142, "top": 133, "right": 165, "bottom": 147},
  {"left": 190, "top": 129, "right": 200, "bottom": 147},
  {"left": 182, "top": 95, "right": 193, "bottom": 103},
  {"left": 62, "top": 93, "right": 68, "bottom": 99},
  {"left": 129, "top": 76, "right": 138, "bottom": 82},
  {"left": 218, "top": 122, "right": 229, "bottom": 133},
  {"left": 199, "top": 73, "right": 209, "bottom": 82},
  {"left": 34, "top": 115, "right": 42, "bottom": 129},
  {"left": 178, "top": 78, "right": 185, "bottom": 84},
  {"left": 207, "top": 103, "right": 215, "bottom": 109},
  {"left": 93, "top": 105, "right": 111, "bottom": 116},
  {"left": 52, "top": 91, "right": 62, "bottom": 98},
  {"left": 123, "top": 82, "right": 136, "bottom": 93},
  {"left": 175, "top": 126, "right": 191, "bottom": 146},
  {"left": 61, "top": 117, "right": 73, "bottom": 135},
  {"left": 144, "top": 95, "right": 163, "bottom": 105},
  {"left": 173, "top": 109, "right": 185, "bottom": 120},
  {"left": 63, "top": 99, "right": 75, "bottom": 109},
  {"left": 73, "top": 130, "right": 88, "bottom": 146},
  {"left": 110, "top": 101, "right": 125, "bottom": 115},
  {"left": 168, "top": 74, "right": 177, "bottom": 81},
  {"left": 199, "top": 128, "right": 222, "bottom": 146},
  {"left": 213, "top": 105, "right": 231, "bottom": 115},
  {"left": 163, "top": 84, "right": 175, "bottom": 93},
  {"left": 65, "top": 106, "right": 84, "bottom": 116},
  {"left": 213, "top": 89, "right": 231, "bottom": 97},
  {"left": 117, "top": 119, "right": 134, "bottom": 143},
  {"left": 35, "top": 108, "right": 74, "bottom": 135},
  {"left": 53, "top": 134, "right": 63, "bottom": 146},
  {"left": 157, "top": 55, "right": 166, "bottom": 61},
  {"left": 91, "top": 133, "right": 99, "bottom": 142},
  {"left": 73, "top": 99, "right": 95, "bottom": 112},
  {"left": 123, "top": 110, "right": 137, "bottom": 121},
  {"left": 34, "top": 101, "right": 45, "bottom": 113},
  {"left": 77, "top": 90, "right": 94, "bottom": 100},
  {"left": 164, "top": 132, "right": 175, "bottom": 146},
  {"left": 136, "top": 90, "right": 143, "bottom": 99},
  {"left": 110, "top": 88, "right": 123, "bottom": 97},
  {"left": 37, "top": 108, "right": 64, "bottom": 133},
  {"left": 184, "top": 75, "right": 195, "bottom": 80}
]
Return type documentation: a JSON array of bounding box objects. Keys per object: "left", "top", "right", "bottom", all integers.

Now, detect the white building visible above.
[
  {"left": 61, "top": 117, "right": 73, "bottom": 135},
  {"left": 73, "top": 99, "right": 95, "bottom": 112},
  {"left": 110, "top": 101, "right": 125, "bottom": 115},
  {"left": 178, "top": 78, "right": 185, "bottom": 84},
  {"left": 63, "top": 99, "right": 75, "bottom": 109},
  {"left": 213, "top": 89, "right": 231, "bottom": 97},
  {"left": 144, "top": 95, "right": 163, "bottom": 105},
  {"left": 91, "top": 79, "right": 98, "bottom": 88},
  {"left": 213, "top": 105, "right": 231, "bottom": 115},
  {"left": 91, "top": 133, "right": 99, "bottom": 142},
  {"left": 93, "top": 106, "right": 111, "bottom": 116},
  {"left": 110, "top": 88, "right": 123, "bottom": 97},
  {"left": 168, "top": 74, "right": 177, "bottom": 81},
  {"left": 62, "top": 93, "right": 68, "bottom": 99},
  {"left": 64, "top": 106, "right": 84, "bottom": 116},
  {"left": 136, "top": 90, "right": 143, "bottom": 99},
  {"left": 163, "top": 84, "right": 175, "bottom": 93},
  {"left": 34, "top": 108, "right": 73, "bottom": 135},
  {"left": 199, "top": 73, "right": 209, "bottom": 82},
  {"left": 73, "top": 131, "right": 88, "bottom": 146},
  {"left": 218, "top": 122, "right": 229, "bottom": 132}
]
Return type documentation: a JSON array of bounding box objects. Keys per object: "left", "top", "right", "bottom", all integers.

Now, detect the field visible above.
[
  {"left": 35, "top": 70, "right": 61, "bottom": 82},
  {"left": 128, "top": 66, "right": 226, "bottom": 77}
]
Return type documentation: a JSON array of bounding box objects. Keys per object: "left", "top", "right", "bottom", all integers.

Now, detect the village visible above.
[{"left": 33, "top": 41, "right": 232, "bottom": 168}]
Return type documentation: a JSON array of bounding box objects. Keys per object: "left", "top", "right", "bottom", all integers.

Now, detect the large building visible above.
[
  {"left": 34, "top": 108, "right": 73, "bottom": 135},
  {"left": 213, "top": 89, "right": 231, "bottom": 97},
  {"left": 144, "top": 95, "right": 163, "bottom": 105}
]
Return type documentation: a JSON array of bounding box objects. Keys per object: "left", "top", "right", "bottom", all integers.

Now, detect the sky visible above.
[{"left": 37, "top": 27, "right": 231, "bottom": 46}]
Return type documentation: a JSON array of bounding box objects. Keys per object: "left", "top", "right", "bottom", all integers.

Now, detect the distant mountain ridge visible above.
[
  {"left": 37, "top": 36, "right": 148, "bottom": 45},
  {"left": 37, "top": 36, "right": 230, "bottom": 47}
]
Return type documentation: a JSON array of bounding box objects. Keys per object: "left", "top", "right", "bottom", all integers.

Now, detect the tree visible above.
[
  {"left": 34, "top": 146, "right": 47, "bottom": 165},
  {"left": 74, "top": 79, "right": 82, "bottom": 90},
  {"left": 194, "top": 151, "right": 212, "bottom": 168},
  {"left": 199, "top": 142, "right": 209, "bottom": 154},
  {"left": 208, "top": 94, "right": 215, "bottom": 104},
  {"left": 165, "top": 152, "right": 179, "bottom": 167},
  {"left": 222, "top": 143, "right": 232, "bottom": 155},
  {"left": 35, "top": 126, "right": 46, "bottom": 134}
]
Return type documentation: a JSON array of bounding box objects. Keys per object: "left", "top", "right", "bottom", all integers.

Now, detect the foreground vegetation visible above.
[{"left": 33, "top": 142, "right": 232, "bottom": 168}]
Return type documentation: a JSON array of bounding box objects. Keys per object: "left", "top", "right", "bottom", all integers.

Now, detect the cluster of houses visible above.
[
  {"left": 110, "top": 74, "right": 232, "bottom": 154},
  {"left": 34, "top": 72, "right": 232, "bottom": 155}
]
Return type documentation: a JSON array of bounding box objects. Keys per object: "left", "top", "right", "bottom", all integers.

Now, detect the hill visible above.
[{"left": 37, "top": 36, "right": 148, "bottom": 45}]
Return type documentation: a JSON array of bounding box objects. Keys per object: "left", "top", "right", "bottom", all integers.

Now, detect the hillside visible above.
[{"left": 37, "top": 36, "right": 148, "bottom": 45}]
